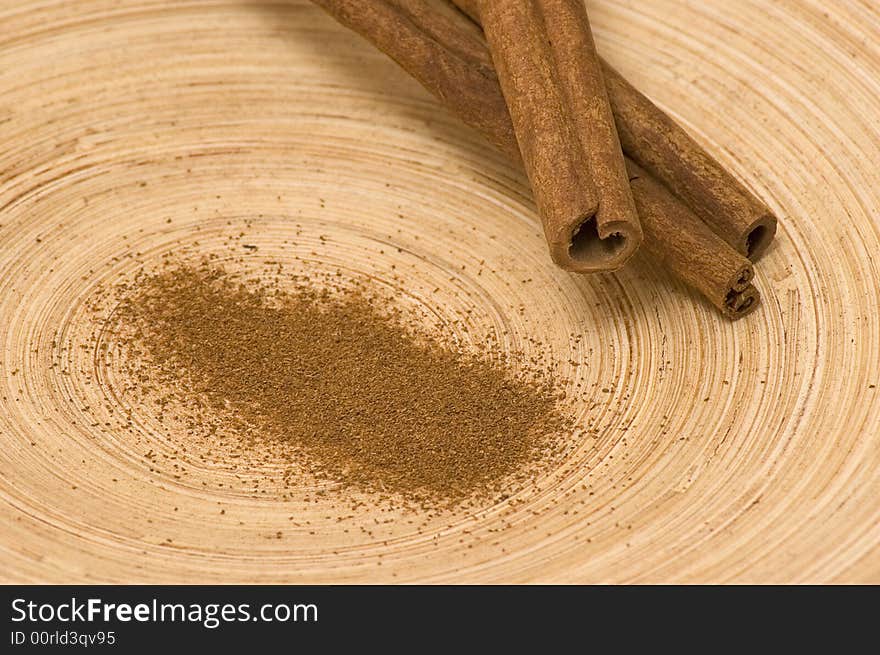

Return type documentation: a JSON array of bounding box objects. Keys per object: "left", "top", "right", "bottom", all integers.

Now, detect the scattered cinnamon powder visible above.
[{"left": 105, "top": 260, "right": 571, "bottom": 505}]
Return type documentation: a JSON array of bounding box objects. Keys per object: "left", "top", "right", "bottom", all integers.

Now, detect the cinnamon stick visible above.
[
  {"left": 311, "top": 0, "right": 760, "bottom": 318},
  {"left": 452, "top": 0, "right": 777, "bottom": 259},
  {"left": 475, "top": 0, "right": 642, "bottom": 273},
  {"left": 626, "top": 160, "right": 758, "bottom": 318}
]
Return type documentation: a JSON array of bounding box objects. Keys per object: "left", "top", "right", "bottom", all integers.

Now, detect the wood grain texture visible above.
[{"left": 1, "top": 0, "right": 878, "bottom": 583}]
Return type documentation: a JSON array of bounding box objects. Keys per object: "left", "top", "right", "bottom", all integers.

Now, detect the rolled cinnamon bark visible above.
[
  {"left": 477, "top": 0, "right": 642, "bottom": 273},
  {"left": 626, "top": 160, "right": 758, "bottom": 318},
  {"left": 451, "top": 0, "right": 777, "bottom": 259},
  {"left": 311, "top": 0, "right": 761, "bottom": 317}
]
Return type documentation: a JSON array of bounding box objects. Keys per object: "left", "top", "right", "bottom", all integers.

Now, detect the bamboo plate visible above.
[{"left": 1, "top": 0, "right": 878, "bottom": 584}]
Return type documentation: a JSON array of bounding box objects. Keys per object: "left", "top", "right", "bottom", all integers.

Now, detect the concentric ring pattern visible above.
[{"left": 0, "top": 0, "right": 878, "bottom": 583}]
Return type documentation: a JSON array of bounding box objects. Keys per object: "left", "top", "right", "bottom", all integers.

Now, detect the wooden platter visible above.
[{"left": 1, "top": 0, "right": 878, "bottom": 583}]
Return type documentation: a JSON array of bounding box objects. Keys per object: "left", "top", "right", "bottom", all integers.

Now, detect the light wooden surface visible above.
[{"left": 1, "top": 0, "right": 878, "bottom": 584}]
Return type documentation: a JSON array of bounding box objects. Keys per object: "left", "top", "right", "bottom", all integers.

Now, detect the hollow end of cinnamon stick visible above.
[
  {"left": 557, "top": 217, "right": 638, "bottom": 273},
  {"left": 724, "top": 285, "right": 760, "bottom": 319},
  {"left": 721, "top": 262, "right": 760, "bottom": 319},
  {"left": 742, "top": 213, "right": 777, "bottom": 260}
]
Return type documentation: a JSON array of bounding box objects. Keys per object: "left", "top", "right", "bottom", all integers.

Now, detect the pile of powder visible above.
[{"left": 108, "top": 261, "right": 571, "bottom": 504}]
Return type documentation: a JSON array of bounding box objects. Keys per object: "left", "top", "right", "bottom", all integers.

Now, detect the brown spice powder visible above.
[{"left": 108, "top": 261, "right": 571, "bottom": 505}]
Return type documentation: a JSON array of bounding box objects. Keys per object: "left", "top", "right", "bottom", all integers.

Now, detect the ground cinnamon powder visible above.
[{"left": 107, "top": 260, "right": 570, "bottom": 505}]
